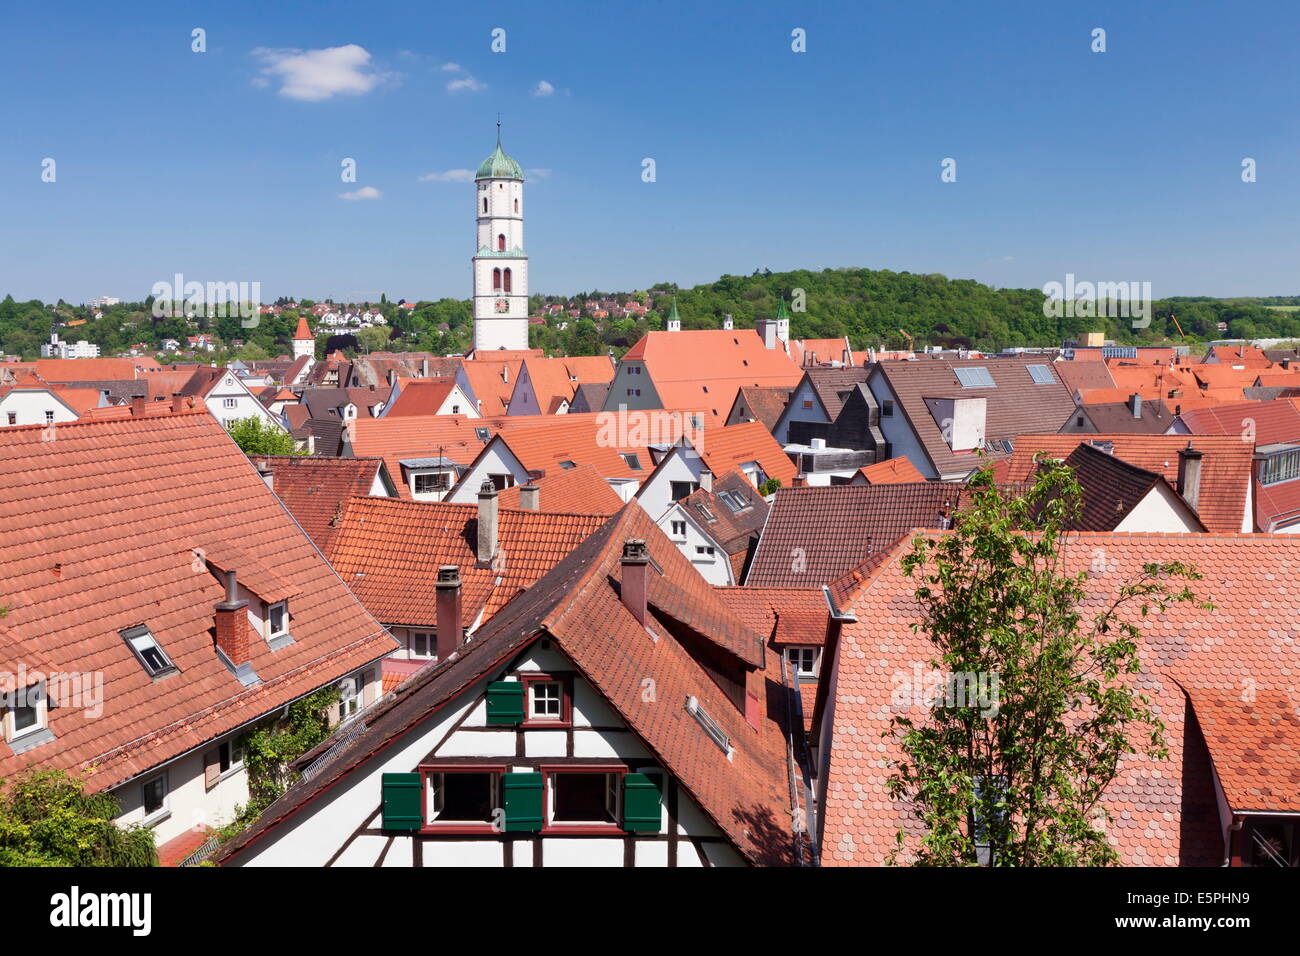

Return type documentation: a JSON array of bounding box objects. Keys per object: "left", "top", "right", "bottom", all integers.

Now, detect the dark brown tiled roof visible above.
[
  {"left": 218, "top": 504, "right": 795, "bottom": 866},
  {"left": 745, "top": 483, "right": 968, "bottom": 587},
  {"left": 1055, "top": 359, "right": 1117, "bottom": 397},
  {"left": 1061, "top": 443, "right": 1193, "bottom": 531},
  {"left": 873, "top": 357, "right": 1076, "bottom": 476},
  {"left": 731, "top": 385, "right": 792, "bottom": 430},
  {"left": 1073, "top": 398, "right": 1177, "bottom": 433},
  {"left": 680, "top": 471, "right": 770, "bottom": 558},
  {"left": 805, "top": 367, "right": 872, "bottom": 421}
]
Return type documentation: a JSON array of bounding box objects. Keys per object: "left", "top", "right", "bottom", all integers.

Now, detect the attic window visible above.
[
  {"left": 475, "top": 427, "right": 490, "bottom": 441},
  {"left": 1027, "top": 364, "right": 1055, "bottom": 385},
  {"left": 621, "top": 453, "right": 642, "bottom": 470},
  {"left": 685, "top": 696, "right": 732, "bottom": 756},
  {"left": 559, "top": 460, "right": 577, "bottom": 469},
  {"left": 718, "top": 490, "right": 749, "bottom": 512},
  {"left": 954, "top": 367, "right": 996, "bottom": 388},
  {"left": 122, "top": 625, "right": 176, "bottom": 678}
]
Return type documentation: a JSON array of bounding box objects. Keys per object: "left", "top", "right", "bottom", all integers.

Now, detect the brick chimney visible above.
[
  {"left": 171, "top": 393, "right": 186, "bottom": 413},
  {"left": 477, "top": 479, "right": 499, "bottom": 564},
  {"left": 518, "top": 483, "right": 539, "bottom": 511},
  {"left": 130, "top": 395, "right": 146, "bottom": 417},
  {"left": 620, "top": 539, "right": 649, "bottom": 625},
  {"left": 1177, "top": 442, "right": 1203, "bottom": 512},
  {"left": 214, "top": 570, "right": 251, "bottom": 665},
  {"left": 435, "top": 565, "right": 463, "bottom": 660}
]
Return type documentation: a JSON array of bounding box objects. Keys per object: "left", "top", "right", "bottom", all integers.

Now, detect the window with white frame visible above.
[
  {"left": 695, "top": 545, "right": 715, "bottom": 557},
  {"left": 4, "top": 682, "right": 46, "bottom": 743},
  {"left": 426, "top": 770, "right": 498, "bottom": 826},
  {"left": 549, "top": 770, "right": 620, "bottom": 825},
  {"left": 670, "top": 520, "right": 686, "bottom": 537},
  {"left": 339, "top": 670, "right": 365, "bottom": 720},
  {"left": 785, "top": 646, "right": 820, "bottom": 678},
  {"left": 528, "top": 680, "right": 563, "bottom": 721},
  {"left": 142, "top": 773, "right": 168, "bottom": 822},
  {"left": 218, "top": 739, "right": 243, "bottom": 774},
  {"left": 267, "top": 601, "right": 288, "bottom": 638},
  {"left": 410, "top": 632, "right": 435, "bottom": 658},
  {"left": 413, "top": 472, "right": 451, "bottom": 495},
  {"left": 223, "top": 398, "right": 237, "bottom": 409},
  {"left": 44, "top": 410, "right": 54, "bottom": 424}
]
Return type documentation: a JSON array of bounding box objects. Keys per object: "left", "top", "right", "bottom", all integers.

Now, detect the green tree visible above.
[
  {"left": 0, "top": 768, "right": 157, "bottom": 866},
  {"left": 225, "top": 416, "right": 303, "bottom": 457},
  {"left": 887, "top": 458, "right": 1210, "bottom": 866}
]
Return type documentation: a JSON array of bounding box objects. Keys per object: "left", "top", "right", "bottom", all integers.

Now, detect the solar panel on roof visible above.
[
  {"left": 1102, "top": 346, "right": 1137, "bottom": 359},
  {"left": 1027, "top": 364, "right": 1054, "bottom": 384},
  {"left": 954, "top": 367, "right": 995, "bottom": 388}
]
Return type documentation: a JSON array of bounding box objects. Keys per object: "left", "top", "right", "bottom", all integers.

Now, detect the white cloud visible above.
[
  {"left": 532, "top": 80, "right": 555, "bottom": 97},
  {"left": 440, "top": 62, "right": 462, "bottom": 72},
  {"left": 253, "top": 45, "right": 390, "bottom": 101},
  {"left": 525, "top": 168, "right": 552, "bottom": 180},
  {"left": 447, "top": 73, "right": 486, "bottom": 93},
  {"left": 340, "top": 186, "right": 382, "bottom": 200},
  {"left": 419, "top": 169, "right": 476, "bottom": 183}
]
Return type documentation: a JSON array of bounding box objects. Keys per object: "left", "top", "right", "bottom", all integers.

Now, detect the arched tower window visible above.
[
  {"left": 493, "top": 268, "right": 501, "bottom": 291},
  {"left": 503, "top": 268, "right": 512, "bottom": 293},
  {"left": 498, "top": 233, "right": 506, "bottom": 252},
  {"left": 513, "top": 198, "right": 519, "bottom": 213},
  {"left": 483, "top": 197, "right": 488, "bottom": 213}
]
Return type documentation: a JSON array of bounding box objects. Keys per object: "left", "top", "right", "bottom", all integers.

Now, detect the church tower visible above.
[
  {"left": 292, "top": 315, "right": 315, "bottom": 361},
  {"left": 472, "top": 123, "right": 529, "bottom": 352}
]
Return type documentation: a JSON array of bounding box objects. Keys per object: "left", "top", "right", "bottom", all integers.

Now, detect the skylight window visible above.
[
  {"left": 475, "top": 427, "right": 490, "bottom": 441},
  {"left": 559, "top": 460, "right": 576, "bottom": 469},
  {"left": 1026, "top": 364, "right": 1055, "bottom": 385},
  {"left": 122, "top": 625, "right": 176, "bottom": 677},
  {"left": 685, "top": 696, "right": 732, "bottom": 756},
  {"left": 621, "top": 453, "right": 642, "bottom": 470},
  {"left": 718, "top": 490, "right": 749, "bottom": 512},
  {"left": 955, "top": 367, "right": 996, "bottom": 388}
]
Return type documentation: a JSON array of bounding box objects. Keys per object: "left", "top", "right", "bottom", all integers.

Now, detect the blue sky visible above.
[{"left": 2, "top": 0, "right": 1299, "bottom": 304}]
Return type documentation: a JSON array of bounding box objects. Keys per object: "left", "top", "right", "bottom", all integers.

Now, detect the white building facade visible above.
[{"left": 472, "top": 126, "right": 530, "bottom": 353}]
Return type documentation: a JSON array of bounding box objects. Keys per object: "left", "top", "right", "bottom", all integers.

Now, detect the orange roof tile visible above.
[
  {"left": 857, "top": 456, "right": 927, "bottom": 485},
  {"left": 696, "top": 420, "right": 797, "bottom": 486},
  {"left": 1184, "top": 688, "right": 1300, "bottom": 813},
  {"left": 251, "top": 455, "right": 390, "bottom": 553},
  {"left": 497, "top": 462, "right": 624, "bottom": 515},
  {"left": 383, "top": 378, "right": 458, "bottom": 417},
  {"left": 0, "top": 411, "right": 395, "bottom": 792}
]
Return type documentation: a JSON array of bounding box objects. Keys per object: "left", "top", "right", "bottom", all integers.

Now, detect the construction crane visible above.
[
  {"left": 1169, "top": 312, "right": 1188, "bottom": 341},
  {"left": 897, "top": 328, "right": 914, "bottom": 352}
]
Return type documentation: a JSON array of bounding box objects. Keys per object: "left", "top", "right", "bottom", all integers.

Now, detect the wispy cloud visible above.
[
  {"left": 525, "top": 168, "right": 552, "bottom": 180},
  {"left": 531, "top": 80, "right": 555, "bottom": 97},
  {"left": 447, "top": 74, "right": 486, "bottom": 93},
  {"left": 418, "top": 169, "right": 476, "bottom": 183},
  {"left": 253, "top": 45, "right": 391, "bottom": 101},
  {"left": 440, "top": 62, "right": 462, "bottom": 73},
  {"left": 340, "top": 186, "right": 382, "bottom": 200}
]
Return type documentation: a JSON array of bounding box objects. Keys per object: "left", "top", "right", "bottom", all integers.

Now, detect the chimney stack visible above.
[
  {"left": 699, "top": 469, "right": 713, "bottom": 492},
  {"left": 171, "top": 393, "right": 185, "bottom": 413},
  {"left": 477, "top": 479, "right": 499, "bottom": 564},
  {"left": 518, "top": 483, "right": 540, "bottom": 511},
  {"left": 792, "top": 474, "right": 806, "bottom": 487},
  {"left": 620, "top": 540, "right": 648, "bottom": 625},
  {"left": 1129, "top": 393, "right": 1142, "bottom": 419},
  {"left": 130, "top": 395, "right": 146, "bottom": 417},
  {"left": 1177, "top": 442, "right": 1204, "bottom": 512},
  {"left": 435, "top": 565, "right": 463, "bottom": 660},
  {"left": 421, "top": 358, "right": 429, "bottom": 377},
  {"left": 256, "top": 460, "right": 274, "bottom": 492},
  {"left": 214, "top": 570, "right": 251, "bottom": 665}
]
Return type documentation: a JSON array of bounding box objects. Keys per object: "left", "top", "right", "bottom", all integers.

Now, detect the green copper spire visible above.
[
  {"left": 775, "top": 296, "right": 790, "bottom": 321},
  {"left": 667, "top": 296, "right": 681, "bottom": 324},
  {"left": 475, "top": 120, "right": 524, "bottom": 180}
]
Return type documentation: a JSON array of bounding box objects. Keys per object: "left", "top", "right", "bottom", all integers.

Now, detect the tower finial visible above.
[{"left": 496, "top": 113, "right": 502, "bottom": 144}]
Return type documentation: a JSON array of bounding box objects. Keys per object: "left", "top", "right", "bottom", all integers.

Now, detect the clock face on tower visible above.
[{"left": 494, "top": 298, "right": 509, "bottom": 313}]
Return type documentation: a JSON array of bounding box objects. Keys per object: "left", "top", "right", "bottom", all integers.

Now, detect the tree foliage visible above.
[
  {"left": 225, "top": 416, "right": 302, "bottom": 457},
  {"left": 0, "top": 767, "right": 157, "bottom": 867},
  {"left": 886, "top": 458, "right": 1211, "bottom": 866}
]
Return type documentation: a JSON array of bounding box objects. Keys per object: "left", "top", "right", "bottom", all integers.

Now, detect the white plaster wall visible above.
[
  {"left": 868, "top": 374, "right": 938, "bottom": 479},
  {"left": 0, "top": 390, "right": 80, "bottom": 427},
  {"left": 637, "top": 449, "right": 705, "bottom": 522},
  {"left": 1114, "top": 484, "right": 1203, "bottom": 533},
  {"left": 445, "top": 442, "right": 527, "bottom": 502},
  {"left": 774, "top": 378, "right": 829, "bottom": 444}
]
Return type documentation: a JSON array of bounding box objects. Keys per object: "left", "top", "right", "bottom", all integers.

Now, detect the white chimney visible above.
[{"left": 477, "top": 479, "right": 499, "bottom": 564}]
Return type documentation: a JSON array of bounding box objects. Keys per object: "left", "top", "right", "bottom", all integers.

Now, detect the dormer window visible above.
[
  {"left": 122, "top": 625, "right": 176, "bottom": 678},
  {"left": 4, "top": 682, "right": 47, "bottom": 744},
  {"left": 785, "top": 646, "right": 820, "bottom": 678},
  {"left": 267, "top": 601, "right": 288, "bottom": 639}
]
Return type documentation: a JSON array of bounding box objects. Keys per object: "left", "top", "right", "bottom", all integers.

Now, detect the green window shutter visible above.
[
  {"left": 381, "top": 773, "right": 422, "bottom": 832},
  {"left": 622, "top": 772, "right": 663, "bottom": 833},
  {"left": 502, "top": 772, "right": 544, "bottom": 831},
  {"left": 485, "top": 680, "right": 525, "bottom": 725}
]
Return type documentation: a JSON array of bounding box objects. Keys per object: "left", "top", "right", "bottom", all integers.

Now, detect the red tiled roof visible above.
[
  {"left": 251, "top": 455, "right": 390, "bottom": 553},
  {"left": 219, "top": 503, "right": 795, "bottom": 866},
  {"left": 1184, "top": 688, "right": 1300, "bottom": 813},
  {"left": 326, "top": 495, "right": 607, "bottom": 627},
  {"left": 512, "top": 356, "right": 615, "bottom": 415},
  {"left": 1178, "top": 400, "right": 1300, "bottom": 445},
  {"left": 383, "top": 378, "right": 458, "bottom": 417},
  {"left": 820, "top": 532, "right": 1300, "bottom": 866},
  {"left": 0, "top": 412, "right": 395, "bottom": 792},
  {"left": 34, "top": 358, "right": 144, "bottom": 382},
  {"left": 294, "top": 316, "right": 313, "bottom": 340},
  {"left": 713, "top": 586, "right": 829, "bottom": 647},
  {"left": 1054, "top": 359, "right": 1116, "bottom": 397},
  {"left": 857, "top": 456, "right": 927, "bottom": 485},
  {"left": 696, "top": 421, "right": 797, "bottom": 487},
  {"left": 729, "top": 385, "right": 792, "bottom": 430},
  {"left": 497, "top": 462, "right": 623, "bottom": 515},
  {"left": 1000, "top": 434, "right": 1253, "bottom": 533},
  {"left": 1062, "top": 442, "right": 1190, "bottom": 531}
]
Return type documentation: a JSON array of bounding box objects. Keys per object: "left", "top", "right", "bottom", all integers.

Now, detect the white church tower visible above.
[{"left": 472, "top": 123, "right": 529, "bottom": 352}]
